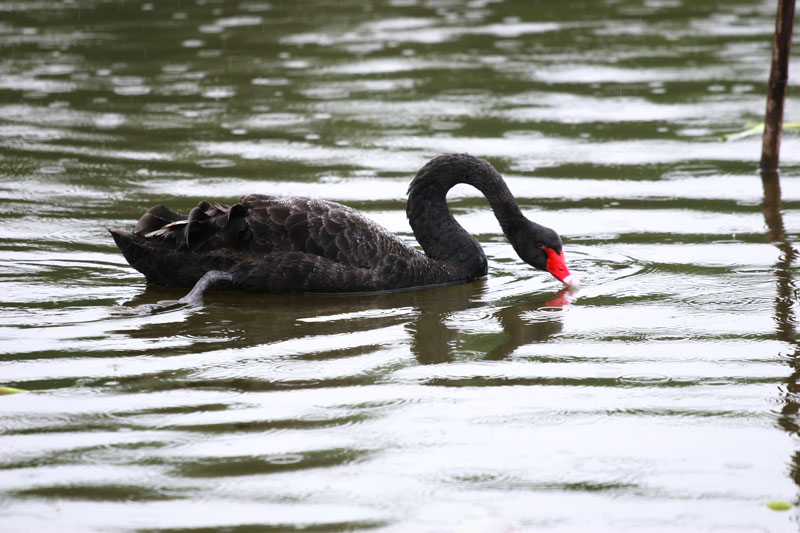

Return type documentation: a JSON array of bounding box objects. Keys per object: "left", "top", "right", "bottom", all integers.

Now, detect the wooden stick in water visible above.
[{"left": 761, "top": 0, "right": 796, "bottom": 172}]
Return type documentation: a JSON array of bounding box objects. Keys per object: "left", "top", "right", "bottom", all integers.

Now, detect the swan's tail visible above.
[
  {"left": 178, "top": 270, "right": 234, "bottom": 304},
  {"left": 108, "top": 228, "right": 232, "bottom": 288}
]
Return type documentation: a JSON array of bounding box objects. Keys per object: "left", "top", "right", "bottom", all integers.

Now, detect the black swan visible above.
[{"left": 109, "top": 153, "right": 576, "bottom": 296}]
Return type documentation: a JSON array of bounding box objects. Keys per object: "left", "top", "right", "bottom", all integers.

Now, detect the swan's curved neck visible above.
[{"left": 406, "top": 154, "right": 526, "bottom": 280}]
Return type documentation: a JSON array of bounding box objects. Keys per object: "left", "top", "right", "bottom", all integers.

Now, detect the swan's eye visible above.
[{"left": 537, "top": 242, "right": 545, "bottom": 249}]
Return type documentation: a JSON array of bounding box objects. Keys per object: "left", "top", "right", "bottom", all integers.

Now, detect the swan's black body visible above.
[{"left": 110, "top": 154, "right": 573, "bottom": 294}]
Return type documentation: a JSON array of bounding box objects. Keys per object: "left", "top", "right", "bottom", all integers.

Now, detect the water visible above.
[{"left": 1, "top": 0, "right": 799, "bottom": 531}]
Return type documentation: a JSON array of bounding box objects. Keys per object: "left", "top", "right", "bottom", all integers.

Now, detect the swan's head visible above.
[{"left": 514, "top": 223, "right": 578, "bottom": 286}]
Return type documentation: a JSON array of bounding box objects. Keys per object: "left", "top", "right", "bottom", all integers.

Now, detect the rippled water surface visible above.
[{"left": 3, "top": 0, "right": 800, "bottom": 531}]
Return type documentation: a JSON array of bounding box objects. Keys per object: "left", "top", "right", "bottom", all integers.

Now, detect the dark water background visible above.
[{"left": 2, "top": 0, "right": 800, "bottom": 531}]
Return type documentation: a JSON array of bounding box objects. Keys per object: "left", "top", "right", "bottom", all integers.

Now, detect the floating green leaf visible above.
[
  {"left": 766, "top": 500, "right": 793, "bottom": 511},
  {"left": 0, "top": 386, "right": 29, "bottom": 395},
  {"left": 722, "top": 122, "right": 800, "bottom": 141},
  {"left": 721, "top": 123, "right": 763, "bottom": 142}
]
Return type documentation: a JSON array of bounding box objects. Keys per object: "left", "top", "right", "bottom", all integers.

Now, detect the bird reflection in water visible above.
[
  {"left": 406, "top": 282, "right": 576, "bottom": 365},
  {"left": 118, "top": 277, "right": 577, "bottom": 374}
]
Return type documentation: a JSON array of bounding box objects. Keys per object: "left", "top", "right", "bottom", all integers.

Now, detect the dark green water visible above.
[{"left": 2, "top": 0, "right": 800, "bottom": 531}]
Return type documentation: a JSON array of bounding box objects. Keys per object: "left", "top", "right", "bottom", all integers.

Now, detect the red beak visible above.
[{"left": 544, "top": 247, "right": 578, "bottom": 286}]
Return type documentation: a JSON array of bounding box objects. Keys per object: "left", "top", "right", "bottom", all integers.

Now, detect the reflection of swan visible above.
[
  {"left": 116, "top": 280, "right": 569, "bottom": 372},
  {"left": 110, "top": 154, "right": 575, "bottom": 295},
  {"left": 406, "top": 283, "right": 569, "bottom": 365},
  {"left": 485, "top": 291, "right": 572, "bottom": 361}
]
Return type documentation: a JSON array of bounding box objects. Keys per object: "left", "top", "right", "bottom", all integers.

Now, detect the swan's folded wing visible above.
[
  {"left": 240, "top": 195, "right": 415, "bottom": 269},
  {"left": 134, "top": 205, "right": 185, "bottom": 234}
]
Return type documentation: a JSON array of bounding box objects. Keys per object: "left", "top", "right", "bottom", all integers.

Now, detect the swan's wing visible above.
[
  {"left": 128, "top": 194, "right": 422, "bottom": 274},
  {"left": 240, "top": 194, "right": 417, "bottom": 269},
  {"left": 134, "top": 201, "right": 237, "bottom": 252}
]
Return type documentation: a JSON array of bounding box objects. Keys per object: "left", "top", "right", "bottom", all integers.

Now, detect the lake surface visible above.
[{"left": 2, "top": 0, "right": 800, "bottom": 531}]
